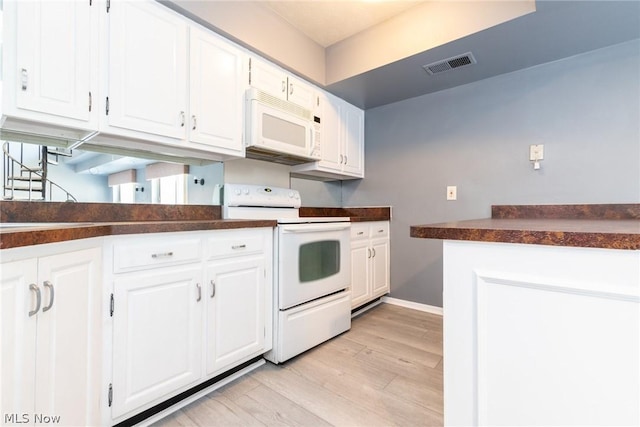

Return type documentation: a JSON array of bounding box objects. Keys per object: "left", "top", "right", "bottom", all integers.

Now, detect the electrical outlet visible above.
[{"left": 447, "top": 186, "right": 457, "bottom": 201}]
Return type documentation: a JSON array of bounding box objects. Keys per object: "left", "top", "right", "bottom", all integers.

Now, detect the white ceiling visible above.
[{"left": 260, "top": 0, "right": 423, "bottom": 47}]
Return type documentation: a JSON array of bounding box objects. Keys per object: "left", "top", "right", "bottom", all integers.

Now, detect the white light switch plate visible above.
[{"left": 529, "top": 144, "right": 544, "bottom": 161}]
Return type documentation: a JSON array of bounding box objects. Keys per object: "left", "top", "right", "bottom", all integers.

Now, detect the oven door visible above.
[{"left": 277, "top": 222, "right": 351, "bottom": 310}]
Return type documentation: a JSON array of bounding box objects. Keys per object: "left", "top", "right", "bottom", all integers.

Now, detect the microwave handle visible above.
[{"left": 280, "top": 223, "right": 351, "bottom": 233}]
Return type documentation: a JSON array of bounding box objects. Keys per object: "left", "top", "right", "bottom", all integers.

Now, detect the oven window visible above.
[{"left": 299, "top": 240, "right": 340, "bottom": 283}]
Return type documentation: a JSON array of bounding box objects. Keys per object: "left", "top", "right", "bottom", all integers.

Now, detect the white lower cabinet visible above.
[
  {"left": 106, "top": 228, "right": 272, "bottom": 424},
  {"left": 1, "top": 241, "right": 102, "bottom": 427},
  {"left": 111, "top": 267, "right": 203, "bottom": 419},
  {"left": 205, "top": 256, "right": 266, "bottom": 376},
  {"left": 350, "top": 221, "right": 390, "bottom": 309},
  {"left": 443, "top": 241, "right": 640, "bottom": 426}
]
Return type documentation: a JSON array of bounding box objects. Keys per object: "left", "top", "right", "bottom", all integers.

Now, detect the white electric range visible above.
[{"left": 222, "top": 184, "right": 352, "bottom": 363}]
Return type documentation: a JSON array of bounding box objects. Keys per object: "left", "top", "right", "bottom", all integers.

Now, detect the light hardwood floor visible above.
[{"left": 154, "top": 303, "right": 444, "bottom": 426}]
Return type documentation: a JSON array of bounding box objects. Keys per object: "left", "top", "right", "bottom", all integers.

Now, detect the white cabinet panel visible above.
[
  {"left": 107, "top": 0, "right": 188, "bottom": 139},
  {"left": 350, "top": 239, "right": 370, "bottom": 308},
  {"left": 34, "top": 249, "right": 102, "bottom": 427},
  {"left": 291, "top": 92, "right": 365, "bottom": 180},
  {"left": 1, "top": 259, "right": 38, "bottom": 419},
  {"left": 350, "top": 221, "right": 390, "bottom": 309},
  {"left": 2, "top": 0, "right": 98, "bottom": 137},
  {"left": 1, "top": 246, "right": 102, "bottom": 427},
  {"left": 342, "top": 102, "right": 365, "bottom": 176},
  {"left": 189, "top": 27, "right": 245, "bottom": 154},
  {"left": 111, "top": 267, "right": 203, "bottom": 418},
  {"left": 205, "top": 256, "right": 265, "bottom": 375},
  {"left": 249, "top": 58, "right": 314, "bottom": 110},
  {"left": 443, "top": 241, "right": 640, "bottom": 426}
]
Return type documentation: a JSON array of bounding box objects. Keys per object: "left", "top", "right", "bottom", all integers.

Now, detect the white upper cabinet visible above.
[
  {"left": 106, "top": 0, "right": 189, "bottom": 140},
  {"left": 291, "top": 92, "right": 365, "bottom": 180},
  {"left": 2, "top": 0, "right": 99, "bottom": 137},
  {"left": 189, "top": 26, "right": 245, "bottom": 155},
  {"left": 249, "top": 58, "right": 315, "bottom": 110}
]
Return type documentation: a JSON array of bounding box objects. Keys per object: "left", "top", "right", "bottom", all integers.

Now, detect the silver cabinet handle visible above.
[
  {"left": 339, "top": 154, "right": 344, "bottom": 164},
  {"left": 289, "top": 83, "right": 294, "bottom": 95},
  {"left": 151, "top": 252, "right": 173, "bottom": 259},
  {"left": 192, "top": 115, "right": 197, "bottom": 130},
  {"left": 281, "top": 80, "right": 286, "bottom": 93},
  {"left": 231, "top": 244, "right": 246, "bottom": 250},
  {"left": 367, "top": 248, "right": 371, "bottom": 259},
  {"left": 29, "top": 284, "right": 41, "bottom": 317},
  {"left": 196, "top": 283, "right": 202, "bottom": 302},
  {"left": 357, "top": 231, "right": 364, "bottom": 235},
  {"left": 42, "top": 281, "right": 54, "bottom": 313},
  {"left": 372, "top": 248, "right": 376, "bottom": 257},
  {"left": 180, "top": 111, "right": 185, "bottom": 127},
  {"left": 21, "top": 68, "right": 28, "bottom": 91},
  {"left": 210, "top": 280, "right": 216, "bottom": 298},
  {"left": 344, "top": 155, "right": 348, "bottom": 164},
  {"left": 378, "top": 229, "right": 384, "bottom": 233}
]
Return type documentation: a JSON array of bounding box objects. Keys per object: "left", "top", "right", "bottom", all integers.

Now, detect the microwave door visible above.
[{"left": 253, "top": 103, "right": 313, "bottom": 158}]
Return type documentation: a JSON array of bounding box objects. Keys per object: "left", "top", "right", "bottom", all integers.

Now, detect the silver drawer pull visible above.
[
  {"left": 378, "top": 229, "right": 385, "bottom": 233},
  {"left": 211, "top": 280, "right": 216, "bottom": 298},
  {"left": 196, "top": 283, "right": 202, "bottom": 302},
  {"left": 231, "top": 244, "right": 246, "bottom": 250},
  {"left": 357, "top": 231, "right": 364, "bottom": 235},
  {"left": 42, "top": 281, "right": 55, "bottom": 313},
  {"left": 151, "top": 252, "right": 174, "bottom": 259},
  {"left": 29, "top": 284, "right": 41, "bottom": 317}
]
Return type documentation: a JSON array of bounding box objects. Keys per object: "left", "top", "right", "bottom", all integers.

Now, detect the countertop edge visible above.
[
  {"left": 0, "top": 220, "right": 278, "bottom": 250},
  {"left": 410, "top": 222, "right": 640, "bottom": 250}
]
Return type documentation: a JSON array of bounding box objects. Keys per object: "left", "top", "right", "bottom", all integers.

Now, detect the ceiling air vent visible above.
[{"left": 422, "top": 52, "right": 476, "bottom": 75}]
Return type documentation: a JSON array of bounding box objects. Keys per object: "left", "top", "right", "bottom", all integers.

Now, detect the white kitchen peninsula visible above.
[{"left": 411, "top": 204, "right": 640, "bottom": 426}]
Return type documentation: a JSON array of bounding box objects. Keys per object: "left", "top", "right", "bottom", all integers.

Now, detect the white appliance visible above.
[
  {"left": 223, "top": 184, "right": 351, "bottom": 363},
  {"left": 245, "top": 88, "right": 321, "bottom": 165}
]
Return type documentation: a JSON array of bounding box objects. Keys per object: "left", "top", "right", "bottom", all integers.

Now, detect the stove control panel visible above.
[{"left": 223, "top": 183, "right": 301, "bottom": 209}]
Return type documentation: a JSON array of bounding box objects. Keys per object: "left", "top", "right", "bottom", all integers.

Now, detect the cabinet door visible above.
[
  {"left": 112, "top": 267, "right": 203, "bottom": 418},
  {"left": 342, "top": 102, "right": 365, "bottom": 177},
  {"left": 13, "top": 0, "right": 94, "bottom": 123},
  {"left": 371, "top": 238, "right": 390, "bottom": 298},
  {"left": 350, "top": 240, "right": 371, "bottom": 309},
  {"left": 34, "top": 248, "right": 102, "bottom": 426},
  {"left": 286, "top": 75, "right": 315, "bottom": 110},
  {"left": 249, "top": 58, "right": 287, "bottom": 99},
  {"left": 318, "top": 93, "right": 344, "bottom": 172},
  {"left": 189, "top": 27, "right": 244, "bottom": 154},
  {"left": 108, "top": 0, "right": 188, "bottom": 139},
  {"left": 205, "top": 256, "right": 265, "bottom": 376},
  {"left": 1, "top": 259, "right": 38, "bottom": 419}
]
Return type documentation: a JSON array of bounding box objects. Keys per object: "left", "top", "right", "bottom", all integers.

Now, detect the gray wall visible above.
[{"left": 342, "top": 39, "right": 640, "bottom": 307}]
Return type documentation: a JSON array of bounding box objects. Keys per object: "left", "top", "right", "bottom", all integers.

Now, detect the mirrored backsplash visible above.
[{"left": 1, "top": 142, "right": 342, "bottom": 207}]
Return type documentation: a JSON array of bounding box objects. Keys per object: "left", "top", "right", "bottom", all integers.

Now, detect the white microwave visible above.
[{"left": 245, "top": 88, "right": 321, "bottom": 165}]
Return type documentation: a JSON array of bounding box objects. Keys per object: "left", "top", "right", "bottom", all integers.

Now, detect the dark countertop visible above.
[
  {"left": 410, "top": 204, "right": 640, "bottom": 250},
  {"left": 0, "top": 202, "right": 391, "bottom": 250},
  {"left": 0, "top": 220, "right": 277, "bottom": 250}
]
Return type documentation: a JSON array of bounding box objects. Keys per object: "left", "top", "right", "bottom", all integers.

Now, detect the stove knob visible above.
[
  {"left": 243, "top": 188, "right": 250, "bottom": 195},
  {"left": 234, "top": 188, "right": 241, "bottom": 196},
  {"left": 288, "top": 191, "right": 295, "bottom": 198}
]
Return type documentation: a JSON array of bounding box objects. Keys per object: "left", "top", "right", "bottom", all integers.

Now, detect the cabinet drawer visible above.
[
  {"left": 113, "top": 236, "right": 201, "bottom": 273},
  {"left": 206, "top": 229, "right": 265, "bottom": 260},
  {"left": 350, "top": 224, "right": 370, "bottom": 240},
  {"left": 369, "top": 222, "right": 389, "bottom": 239}
]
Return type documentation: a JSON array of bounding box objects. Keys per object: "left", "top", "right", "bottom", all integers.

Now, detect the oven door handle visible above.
[{"left": 280, "top": 223, "right": 351, "bottom": 233}]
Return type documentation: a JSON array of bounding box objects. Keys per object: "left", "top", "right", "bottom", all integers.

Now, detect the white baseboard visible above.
[{"left": 381, "top": 296, "right": 443, "bottom": 316}]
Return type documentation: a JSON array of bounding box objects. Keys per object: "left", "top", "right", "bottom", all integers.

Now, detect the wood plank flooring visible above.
[{"left": 153, "top": 303, "right": 444, "bottom": 426}]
